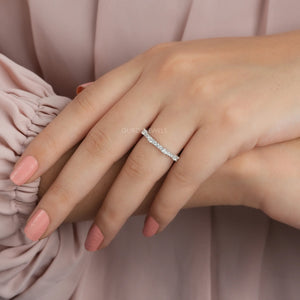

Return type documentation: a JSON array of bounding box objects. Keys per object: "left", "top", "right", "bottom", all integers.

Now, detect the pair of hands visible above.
[
  {"left": 10, "top": 30, "right": 300, "bottom": 251},
  {"left": 38, "top": 135, "right": 300, "bottom": 229}
]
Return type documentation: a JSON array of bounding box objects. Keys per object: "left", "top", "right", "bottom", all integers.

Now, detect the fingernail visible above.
[
  {"left": 85, "top": 224, "right": 104, "bottom": 252},
  {"left": 143, "top": 216, "right": 159, "bottom": 237},
  {"left": 76, "top": 81, "right": 94, "bottom": 95},
  {"left": 24, "top": 209, "right": 50, "bottom": 241},
  {"left": 10, "top": 155, "right": 38, "bottom": 185}
]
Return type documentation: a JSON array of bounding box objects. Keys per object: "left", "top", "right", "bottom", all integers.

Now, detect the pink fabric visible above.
[
  {"left": 0, "top": 0, "right": 299, "bottom": 299},
  {"left": 0, "top": 54, "right": 91, "bottom": 299}
]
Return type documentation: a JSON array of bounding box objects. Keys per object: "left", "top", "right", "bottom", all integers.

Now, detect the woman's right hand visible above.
[{"left": 39, "top": 136, "right": 300, "bottom": 228}]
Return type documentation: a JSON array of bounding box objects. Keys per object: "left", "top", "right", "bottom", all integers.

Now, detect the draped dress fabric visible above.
[{"left": 0, "top": 0, "right": 300, "bottom": 299}]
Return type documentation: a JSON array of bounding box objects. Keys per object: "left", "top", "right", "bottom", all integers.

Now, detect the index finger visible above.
[{"left": 9, "top": 53, "right": 145, "bottom": 185}]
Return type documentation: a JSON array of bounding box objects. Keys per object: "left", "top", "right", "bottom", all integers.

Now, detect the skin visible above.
[
  {"left": 38, "top": 142, "right": 255, "bottom": 223},
  {"left": 13, "top": 30, "right": 300, "bottom": 250},
  {"left": 39, "top": 137, "right": 300, "bottom": 232}
]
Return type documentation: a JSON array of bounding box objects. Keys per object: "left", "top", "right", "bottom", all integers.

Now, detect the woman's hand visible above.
[
  {"left": 10, "top": 30, "right": 300, "bottom": 250},
  {"left": 41, "top": 135, "right": 300, "bottom": 236}
]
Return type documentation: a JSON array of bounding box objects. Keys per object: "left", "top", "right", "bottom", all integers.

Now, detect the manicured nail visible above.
[
  {"left": 10, "top": 155, "right": 38, "bottom": 185},
  {"left": 143, "top": 216, "right": 159, "bottom": 237},
  {"left": 24, "top": 209, "right": 50, "bottom": 241},
  {"left": 85, "top": 224, "right": 104, "bottom": 252},
  {"left": 76, "top": 81, "right": 94, "bottom": 95}
]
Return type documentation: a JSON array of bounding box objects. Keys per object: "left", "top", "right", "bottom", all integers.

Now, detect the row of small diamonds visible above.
[{"left": 141, "top": 129, "right": 179, "bottom": 162}]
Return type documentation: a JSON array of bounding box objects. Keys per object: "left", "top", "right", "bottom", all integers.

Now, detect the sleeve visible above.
[{"left": 0, "top": 54, "right": 91, "bottom": 300}]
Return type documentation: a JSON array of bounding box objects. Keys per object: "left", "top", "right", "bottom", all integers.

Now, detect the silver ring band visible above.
[{"left": 141, "top": 128, "right": 180, "bottom": 162}]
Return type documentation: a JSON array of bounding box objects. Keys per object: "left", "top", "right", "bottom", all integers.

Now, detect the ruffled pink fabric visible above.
[{"left": 0, "top": 54, "right": 91, "bottom": 300}]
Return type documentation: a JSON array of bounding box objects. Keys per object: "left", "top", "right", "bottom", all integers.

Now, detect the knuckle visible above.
[
  {"left": 97, "top": 209, "right": 121, "bottom": 242},
  {"left": 153, "top": 200, "right": 175, "bottom": 223},
  {"left": 171, "top": 164, "right": 195, "bottom": 188},
  {"left": 187, "top": 77, "right": 216, "bottom": 99},
  {"left": 220, "top": 105, "right": 246, "bottom": 128},
  {"left": 74, "top": 88, "right": 96, "bottom": 115},
  {"left": 157, "top": 50, "right": 193, "bottom": 79},
  {"left": 34, "top": 129, "right": 59, "bottom": 158},
  {"left": 123, "top": 152, "right": 152, "bottom": 179},
  {"left": 145, "top": 42, "right": 175, "bottom": 57},
  {"left": 101, "top": 208, "right": 121, "bottom": 232},
  {"left": 49, "top": 183, "right": 73, "bottom": 209},
  {"left": 85, "top": 127, "right": 112, "bottom": 157}
]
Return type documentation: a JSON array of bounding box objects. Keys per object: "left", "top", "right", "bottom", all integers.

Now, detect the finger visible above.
[
  {"left": 143, "top": 125, "right": 244, "bottom": 237},
  {"left": 23, "top": 79, "right": 161, "bottom": 241},
  {"left": 9, "top": 53, "right": 146, "bottom": 185},
  {"left": 84, "top": 105, "right": 199, "bottom": 251}
]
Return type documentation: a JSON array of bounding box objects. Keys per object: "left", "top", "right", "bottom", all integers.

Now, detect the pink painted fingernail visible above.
[
  {"left": 10, "top": 155, "right": 38, "bottom": 185},
  {"left": 76, "top": 81, "right": 94, "bottom": 95},
  {"left": 24, "top": 209, "right": 50, "bottom": 241},
  {"left": 85, "top": 224, "right": 104, "bottom": 252},
  {"left": 143, "top": 216, "right": 159, "bottom": 237}
]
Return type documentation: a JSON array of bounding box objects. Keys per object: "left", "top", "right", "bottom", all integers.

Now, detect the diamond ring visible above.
[{"left": 141, "top": 128, "right": 180, "bottom": 162}]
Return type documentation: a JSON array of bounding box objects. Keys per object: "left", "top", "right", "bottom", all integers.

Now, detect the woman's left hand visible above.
[{"left": 10, "top": 30, "right": 300, "bottom": 250}]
